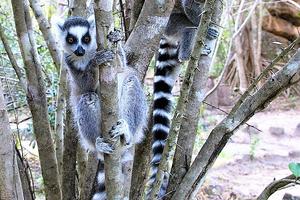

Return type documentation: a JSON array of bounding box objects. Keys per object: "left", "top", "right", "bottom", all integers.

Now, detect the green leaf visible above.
[{"left": 288, "top": 162, "right": 300, "bottom": 177}]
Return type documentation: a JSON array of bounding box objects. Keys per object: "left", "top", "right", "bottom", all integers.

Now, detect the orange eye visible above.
[
  {"left": 84, "top": 36, "right": 90, "bottom": 43},
  {"left": 67, "top": 37, "right": 74, "bottom": 44}
]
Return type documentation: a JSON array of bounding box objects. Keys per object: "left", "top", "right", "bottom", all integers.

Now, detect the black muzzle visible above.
[{"left": 74, "top": 46, "right": 85, "bottom": 56}]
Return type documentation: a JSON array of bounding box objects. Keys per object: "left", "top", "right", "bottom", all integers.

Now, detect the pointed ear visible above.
[
  {"left": 87, "top": 15, "right": 95, "bottom": 29},
  {"left": 51, "top": 16, "right": 65, "bottom": 33}
]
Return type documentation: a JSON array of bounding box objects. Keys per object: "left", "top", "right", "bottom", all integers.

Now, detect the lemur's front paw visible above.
[
  {"left": 95, "top": 137, "right": 114, "bottom": 154},
  {"left": 107, "top": 30, "right": 124, "bottom": 43},
  {"left": 201, "top": 45, "right": 212, "bottom": 56},
  {"left": 109, "top": 119, "right": 131, "bottom": 146},
  {"left": 94, "top": 50, "right": 114, "bottom": 66}
]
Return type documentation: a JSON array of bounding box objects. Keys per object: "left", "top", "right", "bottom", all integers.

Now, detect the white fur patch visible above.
[
  {"left": 153, "top": 109, "right": 171, "bottom": 120},
  {"left": 154, "top": 75, "right": 175, "bottom": 86},
  {"left": 156, "top": 59, "right": 178, "bottom": 69},
  {"left": 152, "top": 124, "right": 169, "bottom": 133},
  {"left": 97, "top": 171, "right": 105, "bottom": 184},
  {"left": 72, "top": 54, "right": 91, "bottom": 71},
  {"left": 154, "top": 91, "right": 172, "bottom": 101},
  {"left": 133, "top": 125, "right": 145, "bottom": 144},
  {"left": 152, "top": 140, "right": 165, "bottom": 150},
  {"left": 151, "top": 153, "right": 162, "bottom": 163},
  {"left": 69, "top": 26, "right": 88, "bottom": 43},
  {"left": 122, "top": 151, "right": 133, "bottom": 163},
  {"left": 158, "top": 48, "right": 178, "bottom": 56},
  {"left": 92, "top": 193, "right": 106, "bottom": 200}
]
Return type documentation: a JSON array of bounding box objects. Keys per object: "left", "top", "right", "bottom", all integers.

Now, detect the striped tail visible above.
[
  {"left": 91, "top": 161, "right": 106, "bottom": 200},
  {"left": 148, "top": 37, "right": 180, "bottom": 198}
]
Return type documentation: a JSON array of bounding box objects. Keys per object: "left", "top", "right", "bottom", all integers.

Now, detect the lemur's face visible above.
[{"left": 56, "top": 16, "right": 96, "bottom": 58}]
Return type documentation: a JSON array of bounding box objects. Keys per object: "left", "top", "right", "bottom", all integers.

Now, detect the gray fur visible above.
[
  {"left": 55, "top": 16, "right": 147, "bottom": 200},
  {"left": 165, "top": 0, "right": 219, "bottom": 61}
]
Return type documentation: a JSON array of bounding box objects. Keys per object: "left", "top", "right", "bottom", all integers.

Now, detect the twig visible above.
[
  {"left": 232, "top": 0, "right": 259, "bottom": 39},
  {"left": 257, "top": 175, "right": 298, "bottom": 200},
  {"left": 0, "top": 24, "right": 27, "bottom": 91},
  {"left": 203, "top": 101, "right": 262, "bottom": 132},
  {"left": 119, "top": 0, "right": 128, "bottom": 40}
]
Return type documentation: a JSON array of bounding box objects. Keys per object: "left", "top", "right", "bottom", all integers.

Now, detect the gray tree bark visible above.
[
  {"left": 125, "top": 0, "right": 175, "bottom": 81},
  {"left": 257, "top": 174, "right": 298, "bottom": 200},
  {"left": 55, "top": 65, "right": 67, "bottom": 176},
  {"left": 11, "top": 1, "right": 61, "bottom": 199},
  {"left": 0, "top": 82, "right": 24, "bottom": 200},
  {"left": 61, "top": 91, "right": 78, "bottom": 200},
  {"left": 171, "top": 47, "right": 300, "bottom": 200},
  {"left": 16, "top": 149, "right": 34, "bottom": 200},
  {"left": 69, "top": 0, "right": 87, "bottom": 17},
  {"left": 94, "top": 1, "right": 124, "bottom": 199},
  {"left": 128, "top": 0, "right": 144, "bottom": 32}
]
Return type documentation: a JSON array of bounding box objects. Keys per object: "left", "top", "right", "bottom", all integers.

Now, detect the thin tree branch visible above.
[
  {"left": 0, "top": 24, "right": 27, "bottom": 92},
  {"left": 257, "top": 175, "right": 298, "bottom": 200}
]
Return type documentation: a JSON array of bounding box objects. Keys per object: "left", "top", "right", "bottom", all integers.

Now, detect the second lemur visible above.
[
  {"left": 148, "top": 0, "right": 219, "bottom": 198},
  {"left": 55, "top": 16, "right": 147, "bottom": 200}
]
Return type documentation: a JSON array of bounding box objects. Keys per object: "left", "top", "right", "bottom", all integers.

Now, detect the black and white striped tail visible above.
[
  {"left": 148, "top": 37, "right": 180, "bottom": 198},
  {"left": 91, "top": 161, "right": 106, "bottom": 200}
]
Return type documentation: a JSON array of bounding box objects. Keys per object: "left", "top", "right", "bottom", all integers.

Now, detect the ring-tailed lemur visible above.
[
  {"left": 148, "top": 0, "right": 219, "bottom": 198},
  {"left": 54, "top": 16, "right": 147, "bottom": 200}
]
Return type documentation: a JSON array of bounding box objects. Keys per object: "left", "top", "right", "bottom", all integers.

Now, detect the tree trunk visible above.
[
  {"left": 55, "top": 65, "right": 67, "bottom": 176},
  {"left": 16, "top": 149, "right": 34, "bottom": 200},
  {"left": 128, "top": 1, "right": 175, "bottom": 198},
  {"left": 11, "top": 1, "right": 61, "bottom": 199},
  {"left": 0, "top": 82, "right": 24, "bottom": 200},
  {"left": 61, "top": 88, "right": 78, "bottom": 200},
  {"left": 94, "top": 1, "right": 124, "bottom": 199}
]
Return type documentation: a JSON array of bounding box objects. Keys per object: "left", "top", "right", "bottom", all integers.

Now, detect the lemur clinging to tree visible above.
[
  {"left": 148, "top": 0, "right": 219, "bottom": 198},
  {"left": 55, "top": 15, "right": 147, "bottom": 200}
]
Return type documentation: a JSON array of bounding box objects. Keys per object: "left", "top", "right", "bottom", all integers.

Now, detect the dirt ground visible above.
[{"left": 197, "top": 105, "right": 300, "bottom": 200}]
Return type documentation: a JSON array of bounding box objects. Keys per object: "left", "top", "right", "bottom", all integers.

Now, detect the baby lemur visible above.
[
  {"left": 55, "top": 16, "right": 147, "bottom": 200},
  {"left": 148, "top": 0, "right": 219, "bottom": 198}
]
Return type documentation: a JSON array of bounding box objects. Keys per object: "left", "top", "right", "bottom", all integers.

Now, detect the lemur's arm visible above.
[{"left": 177, "top": 0, "right": 220, "bottom": 60}]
